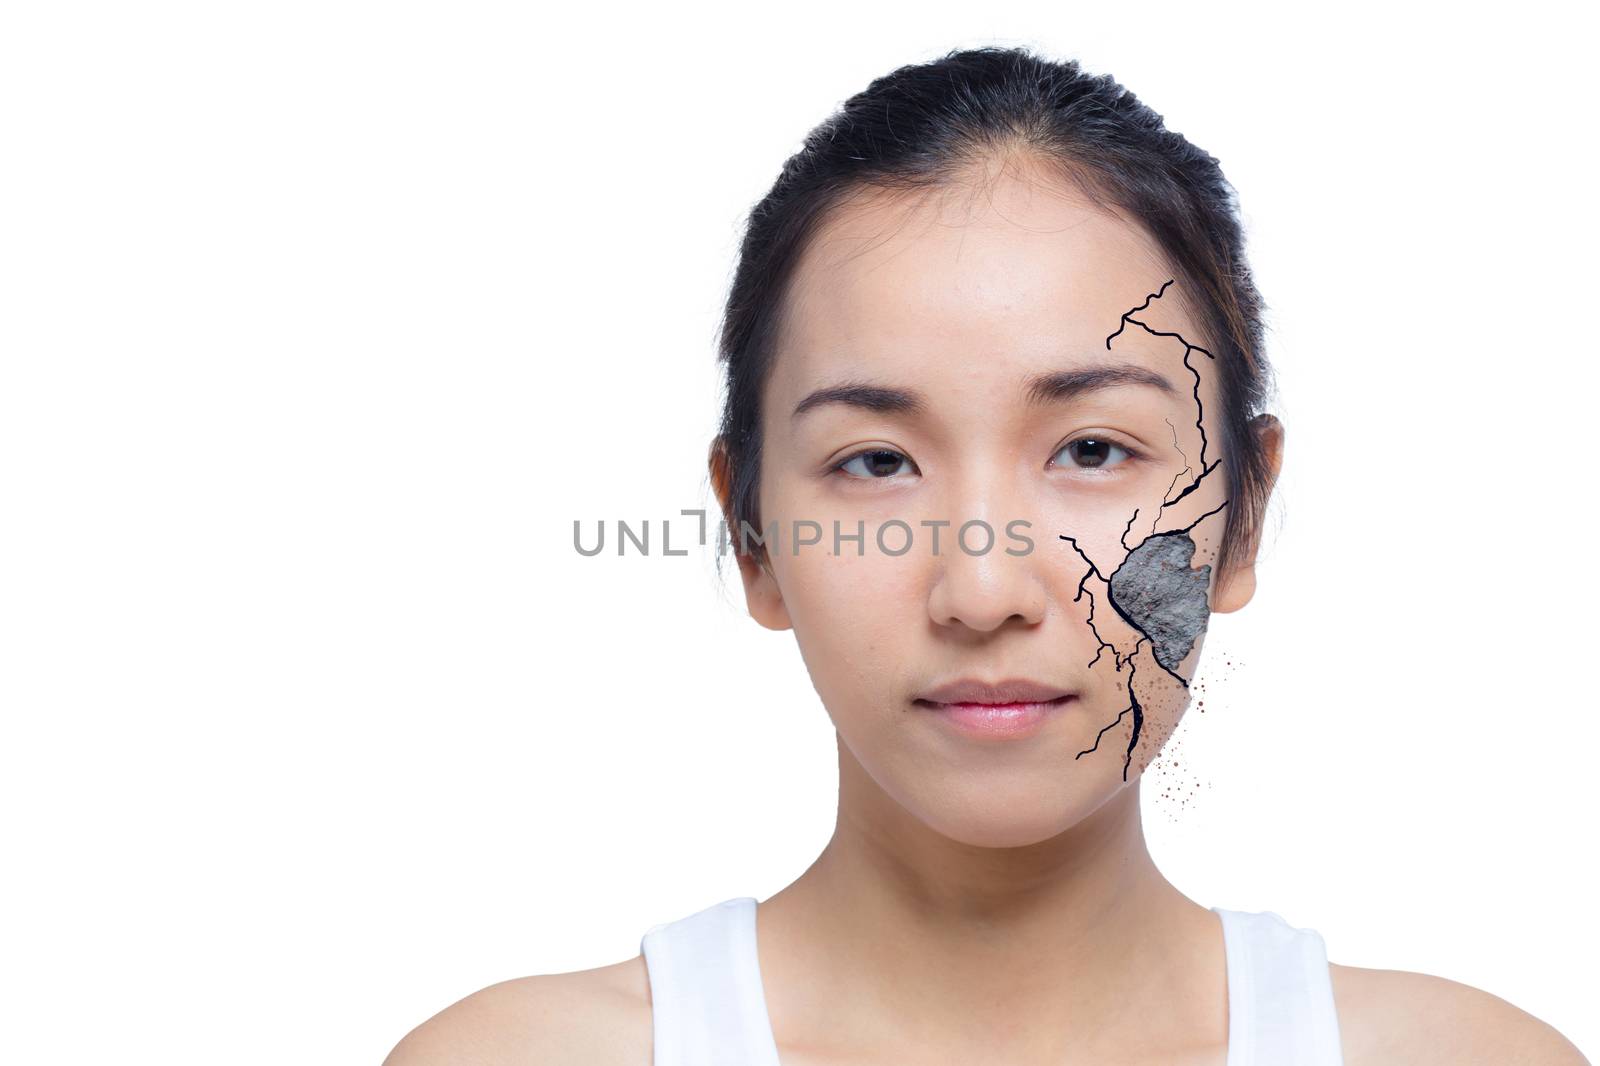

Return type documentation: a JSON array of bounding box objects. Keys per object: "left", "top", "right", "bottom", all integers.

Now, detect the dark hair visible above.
[{"left": 711, "top": 45, "right": 1276, "bottom": 587}]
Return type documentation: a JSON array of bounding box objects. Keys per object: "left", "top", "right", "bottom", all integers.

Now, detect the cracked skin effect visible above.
[
  {"left": 1060, "top": 279, "right": 1228, "bottom": 781},
  {"left": 735, "top": 169, "right": 1250, "bottom": 849}
]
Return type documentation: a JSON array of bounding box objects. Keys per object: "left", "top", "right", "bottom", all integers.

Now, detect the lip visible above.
[
  {"left": 913, "top": 678, "right": 1076, "bottom": 741},
  {"left": 917, "top": 677, "right": 1074, "bottom": 705}
]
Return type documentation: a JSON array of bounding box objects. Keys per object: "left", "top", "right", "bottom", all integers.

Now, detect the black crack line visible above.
[
  {"left": 1074, "top": 635, "right": 1149, "bottom": 780},
  {"left": 1111, "top": 280, "right": 1222, "bottom": 512},
  {"left": 1159, "top": 418, "right": 1196, "bottom": 515},
  {"left": 1061, "top": 536, "right": 1124, "bottom": 671},
  {"left": 1103, "top": 279, "right": 1172, "bottom": 347},
  {"left": 1124, "top": 319, "right": 1219, "bottom": 501},
  {"left": 1062, "top": 505, "right": 1226, "bottom": 695},
  {"left": 1066, "top": 551, "right": 1140, "bottom": 674},
  {"left": 1057, "top": 280, "right": 1231, "bottom": 781}
]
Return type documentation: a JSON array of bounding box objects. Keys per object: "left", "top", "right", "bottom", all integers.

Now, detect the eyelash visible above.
[
  {"left": 829, "top": 436, "right": 1146, "bottom": 480},
  {"left": 1049, "top": 436, "right": 1146, "bottom": 473},
  {"left": 830, "top": 448, "right": 919, "bottom": 480}
]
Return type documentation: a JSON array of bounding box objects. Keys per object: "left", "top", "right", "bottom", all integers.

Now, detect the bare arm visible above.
[
  {"left": 1331, "top": 963, "right": 1590, "bottom": 1066},
  {"left": 383, "top": 966, "right": 650, "bottom": 1066}
]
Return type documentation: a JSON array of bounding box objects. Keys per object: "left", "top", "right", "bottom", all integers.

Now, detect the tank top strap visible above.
[
  {"left": 640, "top": 896, "right": 783, "bottom": 1066},
  {"left": 1212, "top": 907, "right": 1345, "bottom": 1066}
]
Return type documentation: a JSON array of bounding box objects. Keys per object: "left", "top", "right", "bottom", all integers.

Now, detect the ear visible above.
[
  {"left": 1211, "top": 414, "right": 1284, "bottom": 615},
  {"left": 708, "top": 438, "right": 793, "bottom": 632}
]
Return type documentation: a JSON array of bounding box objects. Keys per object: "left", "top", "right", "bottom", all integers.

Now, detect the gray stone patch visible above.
[{"left": 1108, "top": 533, "right": 1212, "bottom": 673}]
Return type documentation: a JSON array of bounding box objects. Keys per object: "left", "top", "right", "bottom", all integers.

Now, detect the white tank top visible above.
[{"left": 640, "top": 896, "right": 1344, "bottom": 1066}]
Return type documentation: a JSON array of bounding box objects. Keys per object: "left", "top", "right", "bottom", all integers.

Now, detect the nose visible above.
[{"left": 925, "top": 514, "right": 1048, "bottom": 634}]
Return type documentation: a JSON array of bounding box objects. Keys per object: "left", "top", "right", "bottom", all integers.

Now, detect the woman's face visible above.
[{"left": 725, "top": 158, "right": 1278, "bottom": 848}]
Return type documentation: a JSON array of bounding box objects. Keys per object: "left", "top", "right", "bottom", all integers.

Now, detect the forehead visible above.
[{"left": 770, "top": 161, "right": 1198, "bottom": 404}]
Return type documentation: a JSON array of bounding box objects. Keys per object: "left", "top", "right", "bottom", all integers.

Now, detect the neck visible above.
[{"left": 756, "top": 733, "right": 1226, "bottom": 1062}]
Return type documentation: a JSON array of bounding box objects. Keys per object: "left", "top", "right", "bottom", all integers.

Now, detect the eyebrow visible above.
[{"left": 790, "top": 362, "right": 1181, "bottom": 421}]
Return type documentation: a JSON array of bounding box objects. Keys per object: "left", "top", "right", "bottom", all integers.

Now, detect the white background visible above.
[{"left": 2, "top": 2, "right": 1596, "bottom": 1062}]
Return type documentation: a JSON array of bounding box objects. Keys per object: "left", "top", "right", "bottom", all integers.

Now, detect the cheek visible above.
[
  {"left": 1107, "top": 532, "right": 1213, "bottom": 675},
  {"left": 775, "top": 549, "right": 922, "bottom": 707},
  {"left": 1046, "top": 467, "right": 1229, "bottom": 776}
]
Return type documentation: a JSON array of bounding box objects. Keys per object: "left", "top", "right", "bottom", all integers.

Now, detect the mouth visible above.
[{"left": 912, "top": 678, "right": 1077, "bottom": 741}]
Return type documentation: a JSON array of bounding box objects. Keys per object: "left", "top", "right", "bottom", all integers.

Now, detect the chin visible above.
[{"left": 910, "top": 776, "right": 1130, "bottom": 849}]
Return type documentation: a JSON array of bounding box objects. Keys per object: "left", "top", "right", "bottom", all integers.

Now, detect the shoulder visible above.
[
  {"left": 381, "top": 953, "right": 652, "bottom": 1066},
  {"left": 1329, "top": 962, "right": 1589, "bottom": 1066}
]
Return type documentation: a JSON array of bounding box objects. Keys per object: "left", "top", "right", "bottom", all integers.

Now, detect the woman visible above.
[{"left": 386, "top": 46, "right": 1587, "bottom": 1066}]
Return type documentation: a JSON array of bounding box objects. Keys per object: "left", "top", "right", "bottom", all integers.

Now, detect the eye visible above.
[
  {"left": 834, "top": 448, "right": 918, "bottom": 479},
  {"left": 1052, "top": 436, "right": 1138, "bottom": 472}
]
